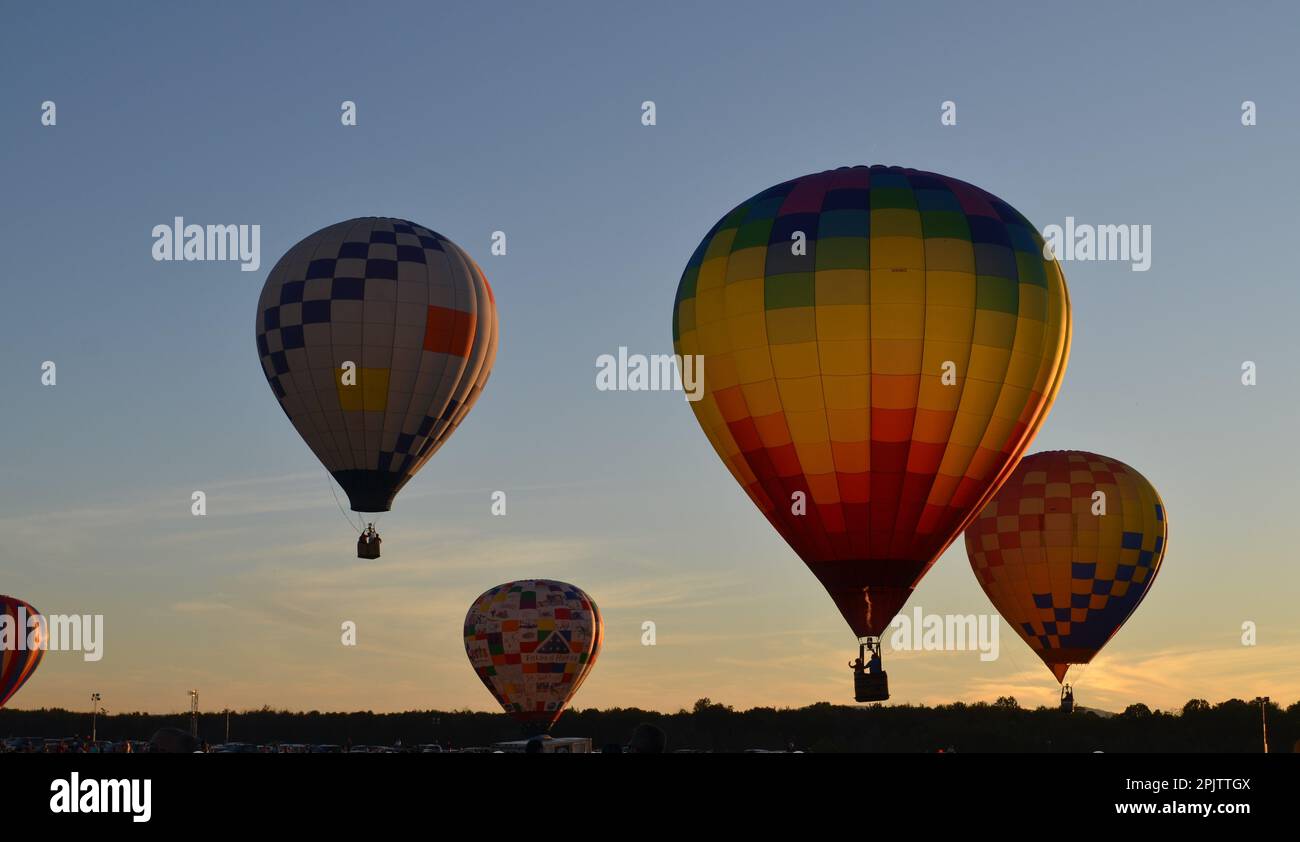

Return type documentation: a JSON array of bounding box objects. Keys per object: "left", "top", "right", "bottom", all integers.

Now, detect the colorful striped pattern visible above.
[
  {"left": 673, "top": 166, "right": 1071, "bottom": 637},
  {"left": 966, "top": 450, "right": 1168, "bottom": 681},
  {"left": 256, "top": 218, "right": 497, "bottom": 512},
  {"left": 1, "top": 595, "right": 44, "bottom": 709},
  {"left": 464, "top": 580, "right": 602, "bottom": 733}
]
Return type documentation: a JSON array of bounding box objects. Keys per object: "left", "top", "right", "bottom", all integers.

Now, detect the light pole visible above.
[
  {"left": 1261, "top": 696, "right": 1270, "bottom": 753},
  {"left": 225, "top": 708, "right": 232, "bottom": 744},
  {"left": 189, "top": 689, "right": 199, "bottom": 738},
  {"left": 90, "top": 693, "right": 101, "bottom": 742}
]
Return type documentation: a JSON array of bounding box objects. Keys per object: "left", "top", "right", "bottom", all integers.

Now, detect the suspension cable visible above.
[{"left": 326, "top": 472, "right": 363, "bottom": 534}]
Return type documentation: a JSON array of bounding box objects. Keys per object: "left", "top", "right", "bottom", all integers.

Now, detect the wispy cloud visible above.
[{"left": 956, "top": 635, "right": 1300, "bottom": 712}]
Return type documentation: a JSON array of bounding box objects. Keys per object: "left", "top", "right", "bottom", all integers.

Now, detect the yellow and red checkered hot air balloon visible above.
[
  {"left": 965, "top": 450, "right": 1168, "bottom": 683},
  {"left": 672, "top": 166, "right": 1071, "bottom": 695}
]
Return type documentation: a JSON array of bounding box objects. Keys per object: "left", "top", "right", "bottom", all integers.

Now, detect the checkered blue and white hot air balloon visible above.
[{"left": 256, "top": 218, "right": 498, "bottom": 541}]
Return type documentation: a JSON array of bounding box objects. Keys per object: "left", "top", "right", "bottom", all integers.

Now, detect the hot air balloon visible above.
[
  {"left": 965, "top": 451, "right": 1168, "bottom": 702},
  {"left": 464, "top": 580, "right": 602, "bottom": 735},
  {"left": 1, "top": 595, "right": 45, "bottom": 709},
  {"left": 672, "top": 166, "right": 1071, "bottom": 700},
  {"left": 255, "top": 218, "right": 498, "bottom": 556}
]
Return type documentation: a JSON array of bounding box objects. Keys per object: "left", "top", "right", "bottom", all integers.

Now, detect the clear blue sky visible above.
[{"left": 2, "top": 1, "right": 1296, "bottom": 714}]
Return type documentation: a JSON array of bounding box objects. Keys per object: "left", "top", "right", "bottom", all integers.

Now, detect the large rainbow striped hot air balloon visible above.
[
  {"left": 464, "top": 580, "right": 602, "bottom": 735},
  {"left": 672, "top": 165, "right": 1071, "bottom": 699},
  {"left": 256, "top": 218, "right": 497, "bottom": 555},
  {"left": 1, "top": 595, "right": 44, "bottom": 709},
  {"left": 965, "top": 450, "right": 1168, "bottom": 686}
]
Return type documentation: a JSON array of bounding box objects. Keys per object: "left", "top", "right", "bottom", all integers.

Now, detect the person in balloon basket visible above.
[
  {"left": 849, "top": 643, "right": 883, "bottom": 676},
  {"left": 357, "top": 523, "right": 381, "bottom": 559}
]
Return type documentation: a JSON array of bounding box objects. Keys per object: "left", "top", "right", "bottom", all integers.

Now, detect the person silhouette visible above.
[{"left": 867, "top": 650, "right": 882, "bottom": 674}]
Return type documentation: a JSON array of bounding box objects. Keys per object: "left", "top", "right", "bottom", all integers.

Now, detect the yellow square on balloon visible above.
[{"left": 337, "top": 367, "right": 390, "bottom": 412}]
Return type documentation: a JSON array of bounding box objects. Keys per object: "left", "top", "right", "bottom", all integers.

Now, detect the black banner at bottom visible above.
[{"left": 5, "top": 752, "right": 1290, "bottom": 829}]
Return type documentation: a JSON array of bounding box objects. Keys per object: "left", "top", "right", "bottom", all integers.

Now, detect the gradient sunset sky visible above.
[{"left": 2, "top": 1, "right": 1297, "bottom": 716}]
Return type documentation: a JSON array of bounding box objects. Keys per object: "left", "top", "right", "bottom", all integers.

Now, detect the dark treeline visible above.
[{"left": 2, "top": 697, "right": 1294, "bottom": 752}]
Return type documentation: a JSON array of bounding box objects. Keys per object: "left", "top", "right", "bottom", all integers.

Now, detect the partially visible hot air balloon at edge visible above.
[
  {"left": 672, "top": 165, "right": 1071, "bottom": 701},
  {"left": 1, "top": 595, "right": 45, "bottom": 709},
  {"left": 965, "top": 450, "right": 1168, "bottom": 708},
  {"left": 256, "top": 217, "right": 498, "bottom": 558},
  {"left": 464, "top": 580, "right": 602, "bottom": 735}
]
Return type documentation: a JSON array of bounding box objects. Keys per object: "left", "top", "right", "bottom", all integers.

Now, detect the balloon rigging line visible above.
[{"left": 327, "top": 472, "right": 363, "bottom": 535}]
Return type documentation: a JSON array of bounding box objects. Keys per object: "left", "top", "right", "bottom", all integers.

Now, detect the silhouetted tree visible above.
[{"left": 2, "top": 696, "right": 1294, "bottom": 753}]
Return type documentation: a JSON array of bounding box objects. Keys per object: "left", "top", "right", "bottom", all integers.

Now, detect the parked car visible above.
[{"left": 212, "top": 742, "right": 259, "bottom": 753}]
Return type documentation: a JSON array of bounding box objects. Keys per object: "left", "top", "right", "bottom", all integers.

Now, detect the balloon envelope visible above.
[
  {"left": 673, "top": 166, "right": 1071, "bottom": 636},
  {"left": 256, "top": 217, "right": 497, "bottom": 512},
  {"left": 1, "top": 595, "right": 44, "bottom": 708},
  {"left": 464, "top": 580, "right": 602, "bottom": 731},
  {"left": 965, "top": 450, "right": 1168, "bottom": 681}
]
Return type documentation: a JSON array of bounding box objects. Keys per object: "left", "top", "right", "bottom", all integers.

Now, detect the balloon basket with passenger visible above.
[
  {"left": 851, "top": 638, "right": 889, "bottom": 703},
  {"left": 672, "top": 166, "right": 1074, "bottom": 717},
  {"left": 965, "top": 451, "right": 1169, "bottom": 708},
  {"left": 255, "top": 217, "right": 499, "bottom": 564},
  {"left": 356, "top": 522, "right": 382, "bottom": 559}
]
